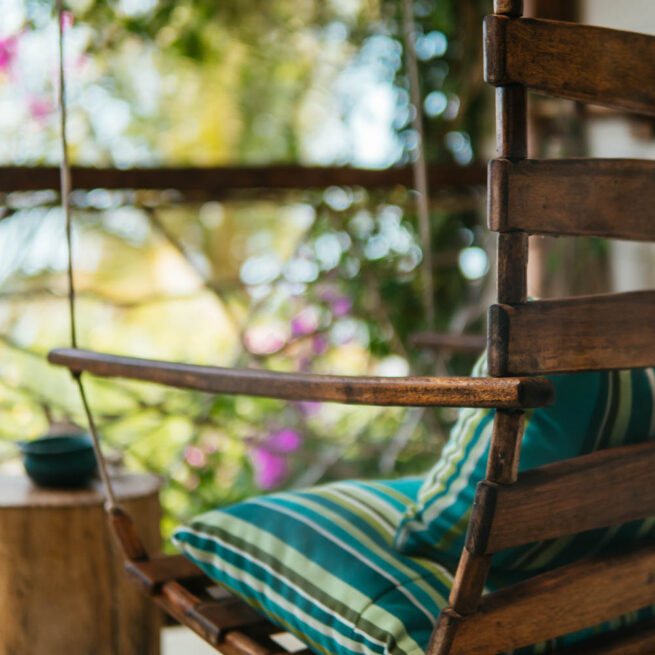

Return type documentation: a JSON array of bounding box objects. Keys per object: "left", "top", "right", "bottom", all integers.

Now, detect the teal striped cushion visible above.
[
  {"left": 173, "top": 478, "right": 458, "bottom": 655},
  {"left": 395, "top": 364, "right": 655, "bottom": 574},
  {"left": 173, "top": 476, "right": 653, "bottom": 655}
]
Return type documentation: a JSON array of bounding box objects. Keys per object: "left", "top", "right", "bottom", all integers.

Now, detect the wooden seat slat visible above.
[
  {"left": 47, "top": 347, "right": 555, "bottom": 409},
  {"left": 446, "top": 542, "right": 655, "bottom": 655},
  {"left": 125, "top": 554, "right": 208, "bottom": 595},
  {"left": 489, "top": 158, "right": 655, "bottom": 242},
  {"left": 484, "top": 16, "right": 655, "bottom": 117},
  {"left": 489, "top": 291, "right": 655, "bottom": 376},
  {"left": 466, "top": 441, "right": 655, "bottom": 555}
]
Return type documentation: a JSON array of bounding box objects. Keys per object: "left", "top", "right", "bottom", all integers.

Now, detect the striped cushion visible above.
[
  {"left": 173, "top": 478, "right": 458, "bottom": 655},
  {"left": 174, "top": 475, "right": 653, "bottom": 655},
  {"left": 395, "top": 364, "right": 655, "bottom": 574}
]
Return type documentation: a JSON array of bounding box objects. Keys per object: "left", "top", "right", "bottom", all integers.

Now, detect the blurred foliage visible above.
[{"left": 0, "top": 0, "right": 494, "bottom": 546}]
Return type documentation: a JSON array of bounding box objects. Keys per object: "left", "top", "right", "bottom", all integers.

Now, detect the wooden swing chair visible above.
[{"left": 47, "top": 0, "right": 655, "bottom": 653}]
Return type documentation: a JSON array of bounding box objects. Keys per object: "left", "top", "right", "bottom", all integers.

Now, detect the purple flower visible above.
[
  {"left": 312, "top": 335, "right": 328, "bottom": 355},
  {"left": 331, "top": 296, "right": 352, "bottom": 317},
  {"left": 297, "top": 401, "right": 322, "bottom": 416},
  {"left": 291, "top": 308, "right": 319, "bottom": 337},
  {"left": 266, "top": 428, "right": 302, "bottom": 452},
  {"left": 251, "top": 448, "right": 288, "bottom": 489},
  {"left": 249, "top": 429, "right": 302, "bottom": 490}
]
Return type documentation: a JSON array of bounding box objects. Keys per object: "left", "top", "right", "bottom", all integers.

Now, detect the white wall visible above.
[{"left": 582, "top": 0, "right": 655, "bottom": 292}]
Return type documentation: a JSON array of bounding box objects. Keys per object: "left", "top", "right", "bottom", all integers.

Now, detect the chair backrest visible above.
[{"left": 428, "top": 2, "right": 655, "bottom": 653}]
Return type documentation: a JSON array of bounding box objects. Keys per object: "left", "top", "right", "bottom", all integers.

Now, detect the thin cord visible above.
[
  {"left": 57, "top": 0, "right": 118, "bottom": 511},
  {"left": 402, "top": 0, "right": 435, "bottom": 329},
  {"left": 57, "top": 0, "right": 76, "bottom": 348}
]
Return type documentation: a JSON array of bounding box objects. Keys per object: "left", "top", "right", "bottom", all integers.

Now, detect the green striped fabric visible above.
[
  {"left": 173, "top": 478, "right": 459, "bottom": 655},
  {"left": 395, "top": 364, "right": 655, "bottom": 574},
  {"left": 173, "top": 474, "right": 653, "bottom": 655}
]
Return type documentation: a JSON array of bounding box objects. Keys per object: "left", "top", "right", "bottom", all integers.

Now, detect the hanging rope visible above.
[
  {"left": 402, "top": 0, "right": 435, "bottom": 329},
  {"left": 57, "top": 0, "right": 118, "bottom": 511}
]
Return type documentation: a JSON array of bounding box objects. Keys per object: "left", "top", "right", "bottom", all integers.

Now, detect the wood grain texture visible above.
[
  {"left": 0, "top": 474, "right": 161, "bottom": 655},
  {"left": 410, "top": 332, "right": 486, "bottom": 353},
  {"left": 488, "top": 291, "right": 655, "bottom": 376},
  {"left": 484, "top": 16, "right": 655, "bottom": 117},
  {"left": 475, "top": 441, "right": 655, "bottom": 554},
  {"left": 47, "top": 348, "right": 555, "bottom": 409},
  {"left": 0, "top": 164, "right": 486, "bottom": 194},
  {"left": 552, "top": 618, "right": 655, "bottom": 655},
  {"left": 448, "top": 542, "right": 655, "bottom": 655},
  {"left": 496, "top": 232, "right": 528, "bottom": 305},
  {"left": 494, "top": 0, "right": 522, "bottom": 17},
  {"left": 155, "top": 580, "right": 290, "bottom": 653},
  {"left": 125, "top": 554, "right": 207, "bottom": 595},
  {"left": 448, "top": 549, "right": 492, "bottom": 616},
  {"left": 489, "top": 158, "right": 655, "bottom": 242},
  {"left": 485, "top": 409, "right": 525, "bottom": 484},
  {"left": 495, "top": 86, "right": 527, "bottom": 159}
]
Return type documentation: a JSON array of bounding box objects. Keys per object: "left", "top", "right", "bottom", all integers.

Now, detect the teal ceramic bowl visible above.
[{"left": 19, "top": 435, "right": 98, "bottom": 488}]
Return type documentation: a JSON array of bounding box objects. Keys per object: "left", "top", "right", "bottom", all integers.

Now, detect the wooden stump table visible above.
[{"left": 0, "top": 473, "right": 162, "bottom": 655}]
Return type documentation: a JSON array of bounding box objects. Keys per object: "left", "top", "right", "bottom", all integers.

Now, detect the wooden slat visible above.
[
  {"left": 158, "top": 581, "right": 222, "bottom": 646},
  {"left": 488, "top": 291, "right": 655, "bottom": 376},
  {"left": 468, "top": 441, "right": 655, "bottom": 555},
  {"left": 484, "top": 16, "right": 655, "bottom": 117},
  {"left": 553, "top": 618, "right": 655, "bottom": 655},
  {"left": 447, "top": 542, "right": 655, "bottom": 655},
  {"left": 489, "top": 158, "right": 655, "bottom": 242},
  {"left": 47, "top": 348, "right": 555, "bottom": 409},
  {"left": 125, "top": 555, "right": 208, "bottom": 595},
  {"left": 155, "top": 581, "right": 283, "bottom": 651},
  {"left": 0, "top": 164, "right": 486, "bottom": 194}
]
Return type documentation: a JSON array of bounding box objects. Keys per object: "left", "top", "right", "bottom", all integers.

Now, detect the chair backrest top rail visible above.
[{"left": 485, "top": 16, "right": 655, "bottom": 117}]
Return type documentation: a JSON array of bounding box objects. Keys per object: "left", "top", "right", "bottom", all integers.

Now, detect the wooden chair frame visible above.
[{"left": 47, "top": 1, "right": 655, "bottom": 653}]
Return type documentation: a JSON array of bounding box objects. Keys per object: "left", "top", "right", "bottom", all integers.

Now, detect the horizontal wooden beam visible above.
[
  {"left": 410, "top": 332, "right": 486, "bottom": 353},
  {"left": 489, "top": 158, "right": 655, "bottom": 242},
  {"left": 448, "top": 542, "right": 655, "bottom": 654},
  {"left": 485, "top": 16, "right": 655, "bottom": 117},
  {"left": 0, "top": 164, "right": 486, "bottom": 195},
  {"left": 47, "top": 348, "right": 554, "bottom": 409},
  {"left": 467, "top": 441, "right": 655, "bottom": 554},
  {"left": 488, "top": 291, "right": 655, "bottom": 376}
]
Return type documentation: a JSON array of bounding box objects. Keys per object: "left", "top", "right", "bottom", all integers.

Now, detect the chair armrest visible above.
[{"left": 48, "top": 348, "right": 554, "bottom": 409}]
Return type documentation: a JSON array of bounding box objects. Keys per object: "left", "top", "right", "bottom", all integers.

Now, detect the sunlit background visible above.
[{"left": 14, "top": 0, "right": 655, "bottom": 550}]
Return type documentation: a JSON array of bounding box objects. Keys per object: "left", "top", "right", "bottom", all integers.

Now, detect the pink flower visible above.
[
  {"left": 185, "top": 445, "right": 207, "bottom": 469},
  {"left": 244, "top": 325, "right": 287, "bottom": 355},
  {"left": 61, "top": 11, "right": 74, "bottom": 30},
  {"left": 0, "top": 36, "right": 18, "bottom": 72},
  {"left": 251, "top": 448, "right": 288, "bottom": 489},
  {"left": 28, "top": 96, "right": 52, "bottom": 122}
]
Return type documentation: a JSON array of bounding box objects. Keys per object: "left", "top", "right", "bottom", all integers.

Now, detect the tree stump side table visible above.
[{"left": 0, "top": 473, "right": 162, "bottom": 655}]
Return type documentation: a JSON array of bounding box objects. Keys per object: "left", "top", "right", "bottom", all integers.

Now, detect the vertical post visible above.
[{"left": 429, "top": 5, "right": 529, "bottom": 652}]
